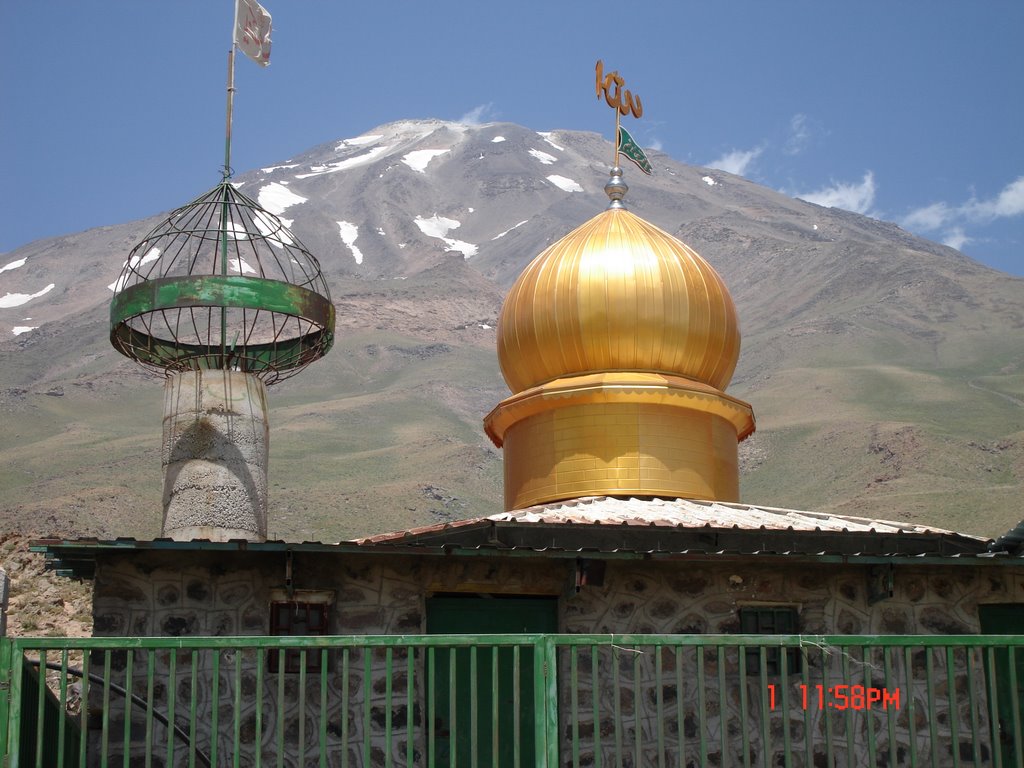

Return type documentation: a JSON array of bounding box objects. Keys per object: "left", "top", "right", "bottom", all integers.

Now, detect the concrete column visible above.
[{"left": 161, "top": 370, "right": 269, "bottom": 541}]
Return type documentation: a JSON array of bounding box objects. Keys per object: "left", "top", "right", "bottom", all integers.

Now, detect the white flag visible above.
[{"left": 235, "top": 0, "right": 272, "bottom": 67}]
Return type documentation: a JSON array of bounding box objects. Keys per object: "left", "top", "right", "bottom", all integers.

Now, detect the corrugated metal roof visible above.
[
  {"left": 354, "top": 496, "right": 983, "bottom": 544},
  {"left": 33, "top": 496, "right": 1008, "bottom": 580}
]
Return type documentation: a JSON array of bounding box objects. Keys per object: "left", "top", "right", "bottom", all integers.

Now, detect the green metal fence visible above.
[{"left": 0, "top": 634, "right": 1021, "bottom": 767}]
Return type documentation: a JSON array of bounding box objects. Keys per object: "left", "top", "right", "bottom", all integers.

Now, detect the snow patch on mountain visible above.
[
  {"left": 11, "top": 326, "right": 36, "bottom": 336},
  {"left": 230, "top": 257, "right": 257, "bottom": 275},
  {"left": 547, "top": 175, "right": 583, "bottom": 193},
  {"left": 529, "top": 149, "right": 558, "bottom": 165},
  {"left": 492, "top": 220, "right": 529, "bottom": 240},
  {"left": 337, "top": 221, "right": 363, "bottom": 265},
  {"left": 402, "top": 149, "right": 449, "bottom": 174},
  {"left": 538, "top": 133, "right": 564, "bottom": 151},
  {"left": 0, "top": 258, "right": 26, "bottom": 274},
  {"left": 108, "top": 247, "right": 162, "bottom": 292},
  {"left": 252, "top": 210, "right": 296, "bottom": 249},
  {"left": 258, "top": 183, "right": 308, "bottom": 214},
  {"left": 297, "top": 145, "right": 392, "bottom": 179},
  {"left": 336, "top": 134, "right": 383, "bottom": 150},
  {"left": 491, "top": 136, "right": 506, "bottom": 143},
  {"left": 261, "top": 164, "right": 299, "bottom": 174},
  {"left": 0, "top": 283, "right": 55, "bottom": 308},
  {"left": 414, "top": 215, "right": 478, "bottom": 259},
  {"left": 702, "top": 176, "right": 717, "bottom": 186}
]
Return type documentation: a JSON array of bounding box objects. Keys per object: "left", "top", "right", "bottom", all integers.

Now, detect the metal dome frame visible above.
[{"left": 110, "top": 181, "right": 334, "bottom": 384}]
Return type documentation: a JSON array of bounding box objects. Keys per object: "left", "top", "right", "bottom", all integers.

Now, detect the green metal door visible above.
[
  {"left": 426, "top": 596, "right": 557, "bottom": 767},
  {"left": 979, "top": 603, "right": 1024, "bottom": 766}
]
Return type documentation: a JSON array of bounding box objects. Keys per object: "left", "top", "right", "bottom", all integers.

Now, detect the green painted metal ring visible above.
[{"left": 109, "top": 274, "right": 335, "bottom": 373}]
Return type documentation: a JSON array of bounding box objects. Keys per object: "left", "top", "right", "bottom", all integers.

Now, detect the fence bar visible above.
[
  {"left": 513, "top": 644, "right": 521, "bottom": 768},
  {"left": 319, "top": 648, "right": 328, "bottom": 768},
  {"left": 341, "top": 647, "right": 350, "bottom": 768},
  {"left": 1010, "top": 646, "right": 1023, "bottom": 768},
  {"left": 491, "top": 646, "right": 499, "bottom": 768},
  {"left": 717, "top": 645, "right": 727, "bottom": 767},
  {"left": 570, "top": 647, "right": 579, "bottom": 768},
  {"left": 233, "top": 649, "right": 243, "bottom": 768},
  {"left": 841, "top": 647, "right": 853, "bottom": 768},
  {"left": 385, "top": 646, "right": 393, "bottom": 768},
  {"left": 591, "top": 645, "right": 600, "bottom": 768},
  {"left": 275, "top": 649, "right": 285, "bottom": 768},
  {"left": 189, "top": 650, "right": 199, "bottom": 768},
  {"left": 122, "top": 648, "right": 134, "bottom": 768},
  {"left": 883, "top": 646, "right": 897, "bottom": 768},
  {"left": 759, "top": 646, "right": 770, "bottom": 768},
  {"left": 926, "top": 647, "right": 939, "bottom": 768},
  {"left": 101, "top": 649, "right": 112, "bottom": 766},
  {"left": 297, "top": 649, "right": 307, "bottom": 765},
  {"left": 59, "top": 649, "right": 70, "bottom": 768},
  {"left": 34, "top": 650, "right": 45, "bottom": 768},
  {"left": 675, "top": 645, "right": 684, "bottom": 768},
  {"left": 966, "top": 648, "right": 981, "bottom": 768},
  {"left": 470, "top": 645, "right": 478, "bottom": 768},
  {"left": 541, "top": 636, "right": 559, "bottom": 768},
  {"left": 254, "top": 646, "right": 264, "bottom": 768},
  {"left": 634, "top": 647, "right": 642, "bottom": 768},
  {"left": 363, "top": 649, "right": 372, "bottom": 768},
  {"left": 164, "top": 648, "right": 174, "bottom": 768},
  {"left": 986, "top": 646, "right": 1003, "bottom": 768},
  {"left": 779, "top": 642, "right": 792, "bottom": 768},
  {"left": 945, "top": 646, "right": 959, "bottom": 768},
  {"left": 697, "top": 646, "right": 707, "bottom": 767},
  {"left": 448, "top": 647, "right": 457, "bottom": 768},
  {"left": 656, "top": 644, "right": 665, "bottom": 768},
  {"left": 210, "top": 648, "right": 220, "bottom": 767},
  {"left": 407, "top": 647, "right": 415, "bottom": 768}
]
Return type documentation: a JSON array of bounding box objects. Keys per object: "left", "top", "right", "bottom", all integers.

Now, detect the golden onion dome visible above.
[{"left": 497, "top": 206, "right": 740, "bottom": 395}]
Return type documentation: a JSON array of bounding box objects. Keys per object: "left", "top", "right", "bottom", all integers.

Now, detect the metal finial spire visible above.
[
  {"left": 595, "top": 60, "right": 651, "bottom": 210},
  {"left": 605, "top": 166, "right": 628, "bottom": 210}
]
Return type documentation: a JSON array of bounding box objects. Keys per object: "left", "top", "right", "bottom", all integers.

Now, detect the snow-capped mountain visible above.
[{"left": 1, "top": 120, "right": 1022, "bottom": 542}]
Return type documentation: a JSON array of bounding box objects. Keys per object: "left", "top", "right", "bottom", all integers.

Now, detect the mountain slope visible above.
[{"left": 1, "top": 120, "right": 1021, "bottom": 541}]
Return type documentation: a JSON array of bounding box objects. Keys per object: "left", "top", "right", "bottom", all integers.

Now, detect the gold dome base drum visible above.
[{"left": 486, "top": 372, "right": 754, "bottom": 510}]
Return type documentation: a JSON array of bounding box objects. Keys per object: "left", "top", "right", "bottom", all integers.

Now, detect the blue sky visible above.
[{"left": 2, "top": 1, "right": 1022, "bottom": 275}]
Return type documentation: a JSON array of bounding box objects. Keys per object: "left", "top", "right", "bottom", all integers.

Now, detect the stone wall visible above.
[{"left": 88, "top": 551, "right": 1020, "bottom": 766}]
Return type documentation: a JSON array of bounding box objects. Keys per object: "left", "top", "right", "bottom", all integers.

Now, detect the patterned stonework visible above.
[{"left": 89, "top": 552, "right": 1017, "bottom": 766}]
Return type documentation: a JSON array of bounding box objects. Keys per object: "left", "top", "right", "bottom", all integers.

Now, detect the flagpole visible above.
[
  {"left": 614, "top": 109, "right": 621, "bottom": 170},
  {"left": 219, "top": 4, "right": 239, "bottom": 364}
]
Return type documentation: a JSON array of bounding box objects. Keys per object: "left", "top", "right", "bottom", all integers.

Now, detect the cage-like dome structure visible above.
[{"left": 110, "top": 182, "right": 334, "bottom": 384}]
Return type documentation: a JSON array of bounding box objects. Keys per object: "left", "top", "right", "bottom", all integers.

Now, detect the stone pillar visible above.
[{"left": 161, "top": 370, "right": 269, "bottom": 541}]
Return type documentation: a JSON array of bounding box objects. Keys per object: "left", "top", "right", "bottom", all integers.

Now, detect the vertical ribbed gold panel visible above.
[
  {"left": 497, "top": 208, "right": 740, "bottom": 395},
  {"left": 501, "top": 401, "right": 740, "bottom": 510}
]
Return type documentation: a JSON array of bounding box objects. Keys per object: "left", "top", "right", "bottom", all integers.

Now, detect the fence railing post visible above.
[
  {"left": 0, "top": 638, "right": 11, "bottom": 763},
  {"left": 533, "top": 636, "right": 559, "bottom": 768}
]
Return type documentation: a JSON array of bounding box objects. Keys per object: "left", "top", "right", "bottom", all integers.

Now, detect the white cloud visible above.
[
  {"left": 899, "top": 176, "right": 1024, "bottom": 255},
  {"left": 797, "top": 171, "right": 876, "bottom": 215},
  {"left": 942, "top": 228, "right": 971, "bottom": 251},
  {"left": 459, "top": 103, "right": 495, "bottom": 126},
  {"left": 647, "top": 138, "right": 663, "bottom": 152},
  {"left": 965, "top": 176, "right": 1024, "bottom": 221},
  {"left": 784, "top": 113, "right": 810, "bottom": 156},
  {"left": 901, "top": 202, "right": 953, "bottom": 233},
  {"left": 707, "top": 147, "right": 763, "bottom": 177}
]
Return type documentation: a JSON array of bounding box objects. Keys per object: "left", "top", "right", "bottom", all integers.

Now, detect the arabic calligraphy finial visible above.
[
  {"left": 595, "top": 61, "right": 652, "bottom": 207},
  {"left": 595, "top": 60, "right": 643, "bottom": 119}
]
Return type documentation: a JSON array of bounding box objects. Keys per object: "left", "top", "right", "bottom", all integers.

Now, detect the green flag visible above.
[{"left": 617, "top": 126, "right": 652, "bottom": 175}]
